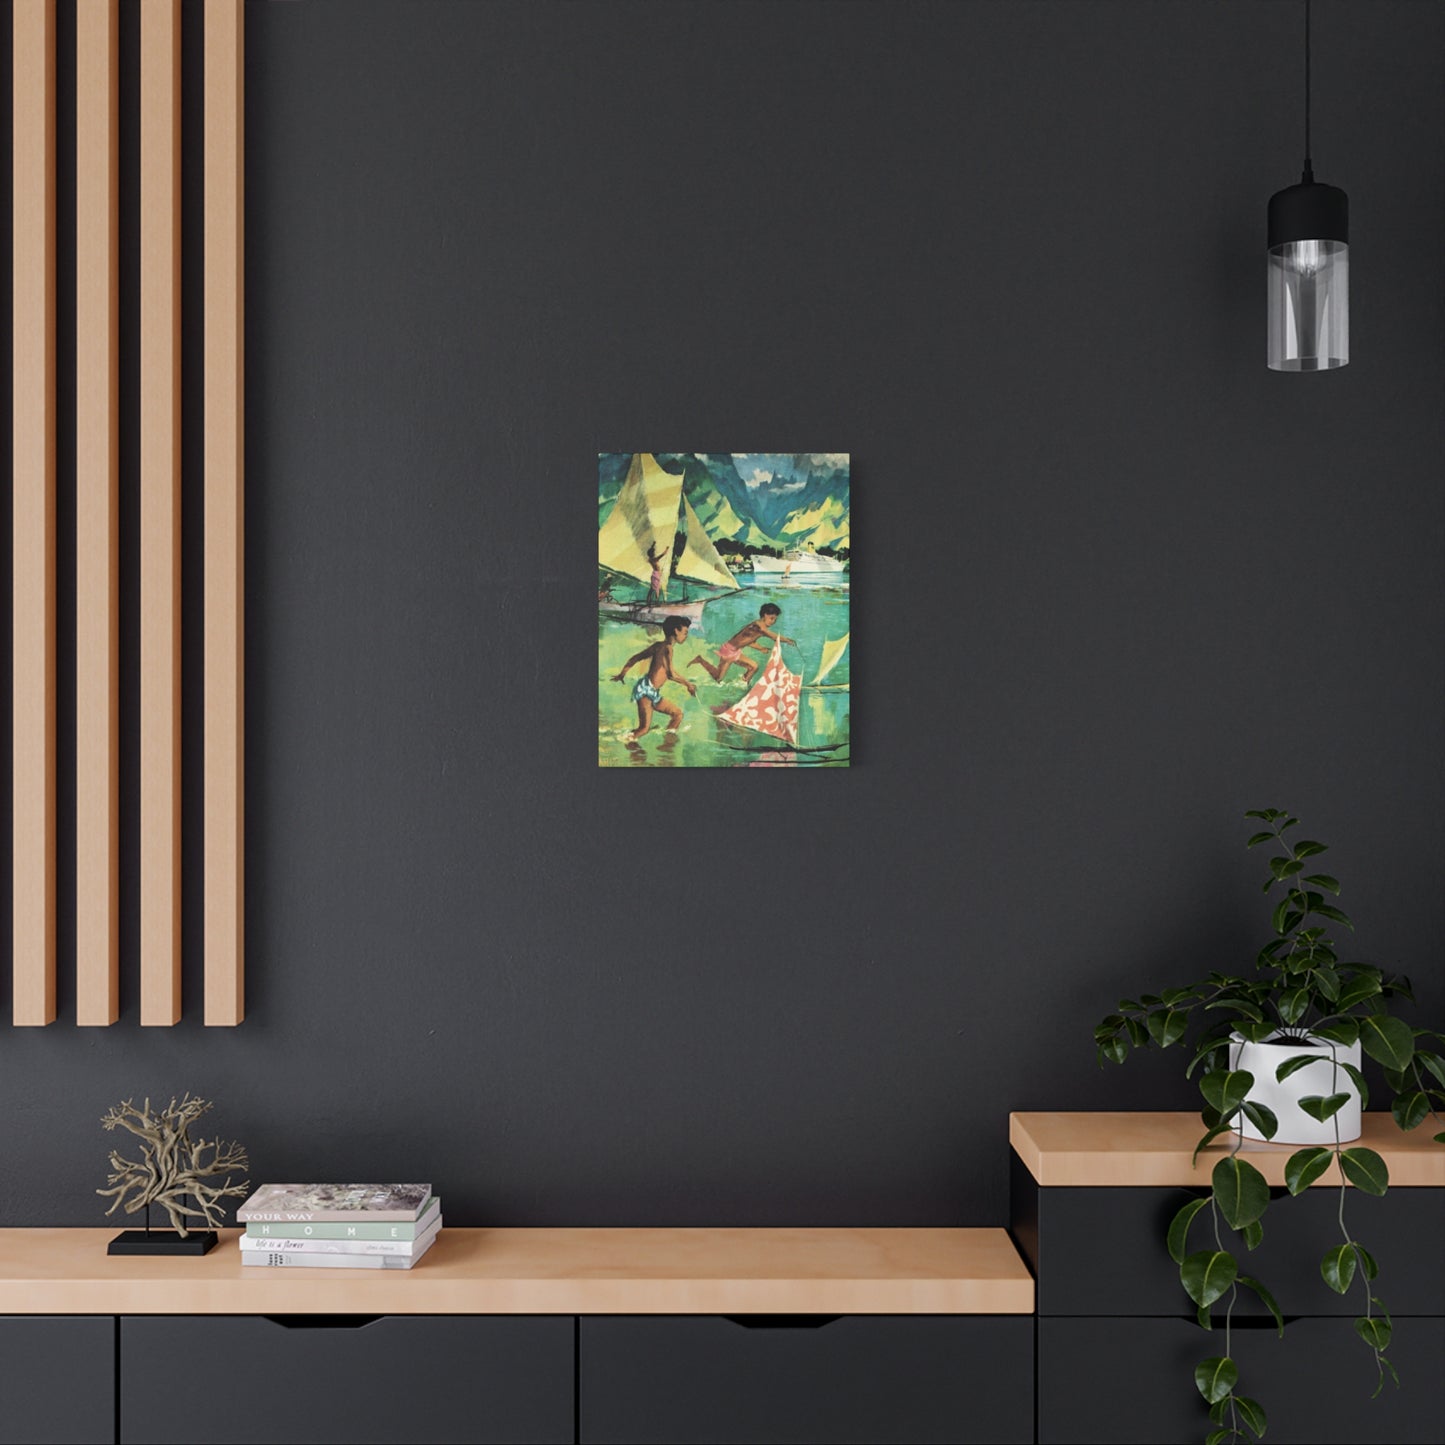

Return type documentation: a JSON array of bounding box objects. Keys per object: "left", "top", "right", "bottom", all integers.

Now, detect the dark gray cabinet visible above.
[
  {"left": 119, "top": 1316, "right": 573, "bottom": 1444},
  {"left": 1038, "top": 1316, "right": 1445, "bottom": 1445},
  {"left": 1013, "top": 1150, "right": 1445, "bottom": 1445},
  {"left": 0, "top": 1317, "right": 114, "bottom": 1445},
  {"left": 1010, "top": 1152, "right": 1445, "bottom": 1317},
  {"left": 579, "top": 1315, "right": 1033, "bottom": 1444}
]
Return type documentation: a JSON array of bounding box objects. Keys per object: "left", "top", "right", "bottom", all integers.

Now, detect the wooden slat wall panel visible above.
[
  {"left": 204, "top": 0, "right": 244, "bottom": 1024},
  {"left": 75, "top": 0, "right": 120, "bottom": 1026},
  {"left": 12, "top": 0, "right": 57, "bottom": 1027},
  {"left": 139, "top": 0, "right": 182, "bottom": 1024}
]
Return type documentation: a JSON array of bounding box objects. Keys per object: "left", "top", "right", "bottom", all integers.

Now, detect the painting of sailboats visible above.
[{"left": 598, "top": 454, "right": 850, "bottom": 768}]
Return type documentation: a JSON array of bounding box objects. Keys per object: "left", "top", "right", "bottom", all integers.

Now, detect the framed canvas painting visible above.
[{"left": 598, "top": 454, "right": 850, "bottom": 768}]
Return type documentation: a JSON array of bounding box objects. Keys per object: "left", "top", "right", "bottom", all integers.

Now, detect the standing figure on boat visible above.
[
  {"left": 688, "top": 603, "right": 795, "bottom": 686},
  {"left": 646, "top": 542, "right": 670, "bottom": 603},
  {"left": 613, "top": 616, "right": 697, "bottom": 737}
]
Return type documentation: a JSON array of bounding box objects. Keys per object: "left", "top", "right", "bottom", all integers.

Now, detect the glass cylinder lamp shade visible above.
[{"left": 1268, "top": 180, "right": 1348, "bottom": 370}]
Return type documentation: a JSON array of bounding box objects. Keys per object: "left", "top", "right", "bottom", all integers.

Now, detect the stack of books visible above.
[{"left": 236, "top": 1184, "right": 441, "bottom": 1269}]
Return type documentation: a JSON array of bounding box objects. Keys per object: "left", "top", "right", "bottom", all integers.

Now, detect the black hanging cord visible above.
[{"left": 1303, "top": 0, "right": 1313, "bottom": 182}]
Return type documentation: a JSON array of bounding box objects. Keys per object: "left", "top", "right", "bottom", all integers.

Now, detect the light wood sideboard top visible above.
[
  {"left": 1010, "top": 1111, "right": 1445, "bottom": 1188},
  {"left": 0, "top": 1227, "right": 1034, "bottom": 1315}
]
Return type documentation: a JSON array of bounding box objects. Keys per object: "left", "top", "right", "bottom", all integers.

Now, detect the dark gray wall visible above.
[{"left": 3, "top": 0, "right": 1441, "bottom": 1227}]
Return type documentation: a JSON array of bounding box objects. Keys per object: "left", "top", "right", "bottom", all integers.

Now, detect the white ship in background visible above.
[{"left": 747, "top": 544, "right": 847, "bottom": 580}]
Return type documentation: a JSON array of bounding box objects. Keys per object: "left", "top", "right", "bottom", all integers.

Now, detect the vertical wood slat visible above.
[
  {"left": 204, "top": 0, "right": 244, "bottom": 1025},
  {"left": 140, "top": 0, "right": 182, "bottom": 1024},
  {"left": 76, "top": 0, "right": 120, "bottom": 1026},
  {"left": 12, "top": 1, "right": 57, "bottom": 1027}
]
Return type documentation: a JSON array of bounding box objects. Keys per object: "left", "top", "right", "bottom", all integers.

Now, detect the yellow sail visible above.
[
  {"left": 812, "top": 632, "right": 850, "bottom": 686},
  {"left": 597, "top": 454, "right": 684, "bottom": 585},
  {"left": 676, "top": 497, "right": 737, "bottom": 589}
]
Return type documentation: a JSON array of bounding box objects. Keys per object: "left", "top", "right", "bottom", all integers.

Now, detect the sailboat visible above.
[
  {"left": 598, "top": 454, "right": 738, "bottom": 628},
  {"left": 809, "top": 633, "right": 849, "bottom": 689},
  {"left": 715, "top": 641, "right": 803, "bottom": 746}
]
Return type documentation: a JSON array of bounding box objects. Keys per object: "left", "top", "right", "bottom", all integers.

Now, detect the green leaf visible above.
[
  {"left": 1205, "top": 995, "right": 1265, "bottom": 1022},
  {"left": 1237, "top": 1273, "right": 1284, "bottom": 1335},
  {"left": 1200, "top": 1069, "right": 1254, "bottom": 1116},
  {"left": 1302, "top": 872, "right": 1341, "bottom": 893},
  {"left": 1205, "top": 1431, "right": 1231, "bottom": 1445},
  {"left": 1181, "top": 1249, "right": 1238, "bottom": 1308},
  {"left": 1297, "top": 1092, "right": 1351, "bottom": 1122},
  {"left": 1336, "top": 973, "right": 1383, "bottom": 1010},
  {"left": 1093, "top": 1014, "right": 1124, "bottom": 1043},
  {"left": 1339, "top": 1060, "right": 1370, "bottom": 1110},
  {"left": 1213, "top": 1156, "right": 1269, "bottom": 1229},
  {"left": 1416, "top": 1050, "right": 1445, "bottom": 1089},
  {"left": 1243, "top": 808, "right": 1277, "bottom": 820},
  {"left": 1233, "top": 1395, "right": 1268, "bottom": 1439},
  {"left": 1270, "top": 855, "right": 1303, "bottom": 880},
  {"left": 1355, "top": 1315, "right": 1391, "bottom": 1351},
  {"left": 1197, "top": 1301, "right": 1212, "bottom": 1330},
  {"left": 1194, "top": 1355, "right": 1237, "bottom": 1404},
  {"left": 1339, "top": 1147, "right": 1389, "bottom": 1196},
  {"left": 1192, "top": 1122, "right": 1235, "bottom": 1166},
  {"left": 1146, "top": 1008, "right": 1187, "bottom": 1048},
  {"left": 1311, "top": 965, "right": 1341, "bottom": 1001},
  {"left": 1240, "top": 1101, "right": 1278, "bottom": 1141},
  {"left": 1167, "top": 1196, "right": 1210, "bottom": 1264},
  {"left": 1436, "top": 1131, "right": 1445, "bottom": 1145},
  {"left": 1245, "top": 830, "right": 1274, "bottom": 847},
  {"left": 1322, "top": 1242, "right": 1357, "bottom": 1294},
  {"left": 1284, "top": 1146, "right": 1334, "bottom": 1193},
  {"left": 1124, "top": 1017, "right": 1148, "bottom": 1047},
  {"left": 1392, "top": 1091, "right": 1431, "bottom": 1132},
  {"left": 1315, "top": 903, "right": 1354, "bottom": 929},
  {"left": 1313, "top": 1018, "right": 1360, "bottom": 1047},
  {"left": 1359, "top": 1014, "right": 1415, "bottom": 1071},
  {"left": 1240, "top": 1217, "right": 1264, "bottom": 1251},
  {"left": 1270, "top": 898, "right": 1290, "bottom": 934},
  {"left": 1292, "top": 839, "right": 1327, "bottom": 858},
  {"left": 1275, "top": 1053, "right": 1324, "bottom": 1083},
  {"left": 1097, "top": 1036, "right": 1127, "bottom": 1065},
  {"left": 1116, "top": 997, "right": 1141, "bottom": 1012},
  {"left": 1277, "top": 986, "right": 1309, "bottom": 1025},
  {"left": 1351, "top": 1242, "right": 1379, "bottom": 1281},
  {"left": 1209, "top": 1398, "right": 1230, "bottom": 1425},
  {"left": 1185, "top": 1034, "right": 1230, "bottom": 1080}
]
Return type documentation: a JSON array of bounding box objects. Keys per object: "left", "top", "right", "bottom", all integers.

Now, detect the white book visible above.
[
  {"left": 242, "top": 1231, "right": 438, "bottom": 1270},
  {"left": 239, "top": 1219, "right": 442, "bottom": 1258}
]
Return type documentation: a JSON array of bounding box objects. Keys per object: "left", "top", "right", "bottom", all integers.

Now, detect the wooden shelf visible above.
[
  {"left": 1011, "top": 1111, "right": 1445, "bottom": 1188},
  {"left": 0, "top": 1227, "right": 1034, "bottom": 1315}
]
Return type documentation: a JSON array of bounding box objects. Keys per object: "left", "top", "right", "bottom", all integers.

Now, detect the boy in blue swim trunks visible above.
[{"left": 613, "top": 616, "right": 697, "bottom": 737}]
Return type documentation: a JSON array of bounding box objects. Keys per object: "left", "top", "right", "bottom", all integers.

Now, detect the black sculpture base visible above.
[{"left": 108, "top": 1230, "right": 218, "bottom": 1256}]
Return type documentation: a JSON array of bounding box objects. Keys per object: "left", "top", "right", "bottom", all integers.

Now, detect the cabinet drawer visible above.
[
  {"left": 1012, "top": 1153, "right": 1445, "bottom": 1316},
  {"left": 119, "top": 1316, "right": 571, "bottom": 1444},
  {"left": 0, "top": 1317, "right": 114, "bottom": 1445},
  {"left": 1039, "top": 1315, "right": 1445, "bottom": 1444},
  {"left": 579, "top": 1315, "right": 1031, "bottom": 1444}
]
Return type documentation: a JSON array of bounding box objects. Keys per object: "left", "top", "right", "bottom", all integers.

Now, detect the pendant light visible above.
[{"left": 1267, "top": 0, "right": 1348, "bottom": 371}]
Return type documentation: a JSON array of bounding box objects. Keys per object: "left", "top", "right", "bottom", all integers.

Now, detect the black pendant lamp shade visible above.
[{"left": 1267, "top": 2, "right": 1348, "bottom": 371}]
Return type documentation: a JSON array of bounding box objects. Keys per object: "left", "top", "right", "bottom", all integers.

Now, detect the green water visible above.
[{"left": 597, "top": 578, "right": 851, "bottom": 768}]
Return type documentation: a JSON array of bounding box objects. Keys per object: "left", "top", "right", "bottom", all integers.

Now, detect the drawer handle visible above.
[
  {"left": 723, "top": 1315, "right": 842, "bottom": 1329},
  {"left": 263, "top": 1315, "right": 384, "bottom": 1330}
]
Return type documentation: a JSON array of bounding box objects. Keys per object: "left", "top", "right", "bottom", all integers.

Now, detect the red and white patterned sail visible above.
[{"left": 716, "top": 642, "right": 801, "bottom": 745}]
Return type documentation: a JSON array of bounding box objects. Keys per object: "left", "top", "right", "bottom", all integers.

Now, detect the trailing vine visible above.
[{"left": 1094, "top": 809, "right": 1445, "bottom": 1444}]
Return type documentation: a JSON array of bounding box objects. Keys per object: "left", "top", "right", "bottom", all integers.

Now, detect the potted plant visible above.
[{"left": 1094, "top": 809, "right": 1445, "bottom": 1445}]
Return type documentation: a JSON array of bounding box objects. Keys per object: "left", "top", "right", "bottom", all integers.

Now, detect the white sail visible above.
[
  {"left": 597, "top": 454, "right": 684, "bottom": 586},
  {"left": 812, "top": 633, "right": 850, "bottom": 686},
  {"left": 676, "top": 497, "right": 737, "bottom": 590}
]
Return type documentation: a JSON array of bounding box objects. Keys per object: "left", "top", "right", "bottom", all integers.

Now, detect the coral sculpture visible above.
[{"left": 97, "top": 1096, "right": 250, "bottom": 1237}]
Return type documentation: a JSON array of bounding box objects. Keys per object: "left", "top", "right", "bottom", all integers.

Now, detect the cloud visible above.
[
  {"left": 776, "top": 479, "right": 806, "bottom": 492},
  {"left": 744, "top": 468, "right": 775, "bottom": 489},
  {"left": 805, "top": 453, "right": 849, "bottom": 469}
]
